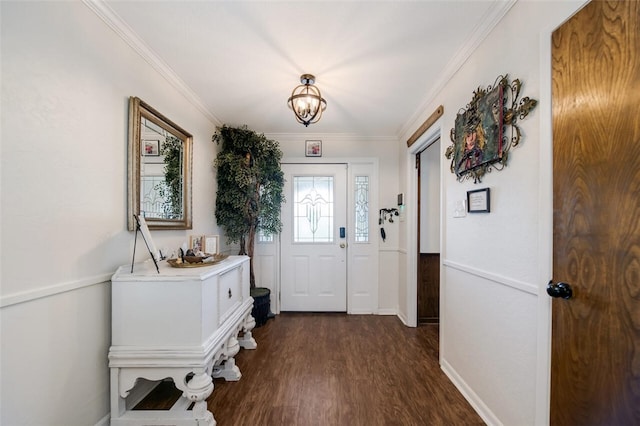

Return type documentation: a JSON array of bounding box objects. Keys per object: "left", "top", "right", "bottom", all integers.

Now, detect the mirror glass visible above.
[{"left": 128, "top": 97, "right": 192, "bottom": 230}]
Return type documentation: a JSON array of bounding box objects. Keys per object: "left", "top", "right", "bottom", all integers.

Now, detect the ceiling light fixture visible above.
[{"left": 287, "top": 74, "right": 327, "bottom": 127}]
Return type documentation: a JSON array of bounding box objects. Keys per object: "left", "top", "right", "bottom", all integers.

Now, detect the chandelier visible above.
[{"left": 287, "top": 74, "right": 327, "bottom": 127}]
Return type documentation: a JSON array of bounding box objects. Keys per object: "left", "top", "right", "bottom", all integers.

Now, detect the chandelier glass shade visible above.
[{"left": 287, "top": 74, "right": 327, "bottom": 127}]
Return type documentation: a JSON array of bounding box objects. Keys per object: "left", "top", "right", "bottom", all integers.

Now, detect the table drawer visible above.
[{"left": 218, "top": 265, "right": 242, "bottom": 325}]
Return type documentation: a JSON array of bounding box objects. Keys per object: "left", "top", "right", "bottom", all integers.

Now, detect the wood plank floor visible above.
[{"left": 138, "top": 312, "right": 485, "bottom": 425}]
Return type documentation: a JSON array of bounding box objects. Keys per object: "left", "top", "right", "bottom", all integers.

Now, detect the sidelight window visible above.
[{"left": 354, "top": 176, "right": 369, "bottom": 242}]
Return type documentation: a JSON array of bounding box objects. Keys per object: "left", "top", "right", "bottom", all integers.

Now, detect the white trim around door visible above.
[
  {"left": 406, "top": 126, "right": 443, "bottom": 327},
  {"left": 253, "top": 157, "right": 379, "bottom": 314}
]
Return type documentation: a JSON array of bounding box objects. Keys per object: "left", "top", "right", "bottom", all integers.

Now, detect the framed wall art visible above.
[
  {"left": 467, "top": 188, "right": 490, "bottom": 213},
  {"left": 453, "top": 82, "right": 504, "bottom": 178},
  {"left": 445, "top": 75, "right": 538, "bottom": 183},
  {"left": 143, "top": 139, "right": 160, "bottom": 156},
  {"left": 305, "top": 140, "right": 322, "bottom": 157}
]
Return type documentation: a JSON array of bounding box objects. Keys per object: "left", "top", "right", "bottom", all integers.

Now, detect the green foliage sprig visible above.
[{"left": 159, "top": 135, "right": 183, "bottom": 219}]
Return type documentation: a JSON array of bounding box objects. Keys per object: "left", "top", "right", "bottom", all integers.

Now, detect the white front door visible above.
[{"left": 280, "top": 163, "right": 347, "bottom": 311}]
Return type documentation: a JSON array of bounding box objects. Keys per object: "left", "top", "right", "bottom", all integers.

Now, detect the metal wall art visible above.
[{"left": 445, "top": 75, "right": 537, "bottom": 183}]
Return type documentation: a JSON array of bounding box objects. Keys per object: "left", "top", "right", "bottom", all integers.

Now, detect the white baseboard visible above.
[
  {"left": 95, "top": 413, "right": 110, "bottom": 426},
  {"left": 441, "top": 358, "right": 502, "bottom": 426},
  {"left": 396, "top": 310, "right": 410, "bottom": 326}
]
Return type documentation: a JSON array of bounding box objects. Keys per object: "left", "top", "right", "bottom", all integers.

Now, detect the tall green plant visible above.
[{"left": 213, "top": 125, "right": 284, "bottom": 288}]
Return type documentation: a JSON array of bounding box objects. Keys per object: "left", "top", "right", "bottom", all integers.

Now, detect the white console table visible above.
[{"left": 109, "top": 255, "right": 256, "bottom": 426}]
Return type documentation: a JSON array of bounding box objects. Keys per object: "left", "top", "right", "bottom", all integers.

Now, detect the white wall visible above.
[
  {"left": 419, "top": 139, "right": 440, "bottom": 253},
  {"left": 1, "top": 2, "right": 221, "bottom": 424},
  {"left": 0, "top": 1, "right": 593, "bottom": 425},
  {"left": 398, "top": 1, "right": 585, "bottom": 425}
]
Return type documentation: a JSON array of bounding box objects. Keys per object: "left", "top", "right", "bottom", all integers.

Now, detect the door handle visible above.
[
  {"left": 547, "top": 280, "right": 573, "bottom": 299},
  {"left": 340, "top": 243, "right": 346, "bottom": 248}
]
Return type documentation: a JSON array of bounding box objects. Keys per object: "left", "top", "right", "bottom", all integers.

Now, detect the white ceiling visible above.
[{"left": 103, "top": 0, "right": 511, "bottom": 138}]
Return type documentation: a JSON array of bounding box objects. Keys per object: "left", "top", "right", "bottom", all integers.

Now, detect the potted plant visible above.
[{"left": 213, "top": 125, "right": 284, "bottom": 325}]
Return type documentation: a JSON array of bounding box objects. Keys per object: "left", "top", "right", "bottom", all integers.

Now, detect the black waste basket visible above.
[{"left": 250, "top": 287, "right": 275, "bottom": 327}]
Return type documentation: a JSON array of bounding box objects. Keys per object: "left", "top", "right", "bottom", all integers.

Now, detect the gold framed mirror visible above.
[{"left": 127, "top": 97, "right": 192, "bottom": 230}]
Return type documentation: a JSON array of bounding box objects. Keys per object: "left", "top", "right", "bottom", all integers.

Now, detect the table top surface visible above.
[{"left": 112, "top": 255, "right": 249, "bottom": 281}]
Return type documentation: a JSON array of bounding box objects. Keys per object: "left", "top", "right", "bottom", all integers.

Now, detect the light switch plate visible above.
[{"left": 453, "top": 200, "right": 466, "bottom": 218}]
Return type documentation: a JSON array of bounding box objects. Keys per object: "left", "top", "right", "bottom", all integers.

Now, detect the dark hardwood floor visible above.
[{"left": 137, "top": 313, "right": 485, "bottom": 425}]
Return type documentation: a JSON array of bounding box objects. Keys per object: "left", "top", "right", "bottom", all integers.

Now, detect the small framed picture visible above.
[
  {"left": 134, "top": 215, "right": 160, "bottom": 262},
  {"left": 204, "top": 235, "right": 219, "bottom": 254},
  {"left": 467, "top": 187, "right": 490, "bottom": 213},
  {"left": 189, "top": 235, "right": 204, "bottom": 252},
  {"left": 143, "top": 139, "right": 160, "bottom": 156},
  {"left": 305, "top": 140, "right": 322, "bottom": 157}
]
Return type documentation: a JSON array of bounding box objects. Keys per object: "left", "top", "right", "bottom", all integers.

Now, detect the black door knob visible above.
[{"left": 547, "top": 281, "right": 573, "bottom": 299}]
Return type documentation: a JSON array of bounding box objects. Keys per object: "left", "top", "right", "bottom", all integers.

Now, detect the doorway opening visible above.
[
  {"left": 406, "top": 125, "right": 442, "bottom": 327},
  {"left": 416, "top": 138, "right": 441, "bottom": 325}
]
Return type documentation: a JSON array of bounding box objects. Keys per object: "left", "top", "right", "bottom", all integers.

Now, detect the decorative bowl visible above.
[{"left": 167, "top": 254, "right": 229, "bottom": 268}]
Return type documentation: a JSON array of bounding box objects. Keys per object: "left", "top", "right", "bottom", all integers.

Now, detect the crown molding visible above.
[
  {"left": 265, "top": 132, "right": 398, "bottom": 143},
  {"left": 82, "top": 0, "right": 221, "bottom": 126},
  {"left": 84, "top": 0, "right": 516, "bottom": 140},
  {"left": 399, "top": 0, "right": 518, "bottom": 140}
]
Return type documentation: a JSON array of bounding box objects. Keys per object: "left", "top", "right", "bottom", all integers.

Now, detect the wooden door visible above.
[
  {"left": 418, "top": 253, "right": 439, "bottom": 323},
  {"left": 551, "top": 1, "right": 640, "bottom": 424},
  {"left": 280, "top": 163, "right": 348, "bottom": 311}
]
